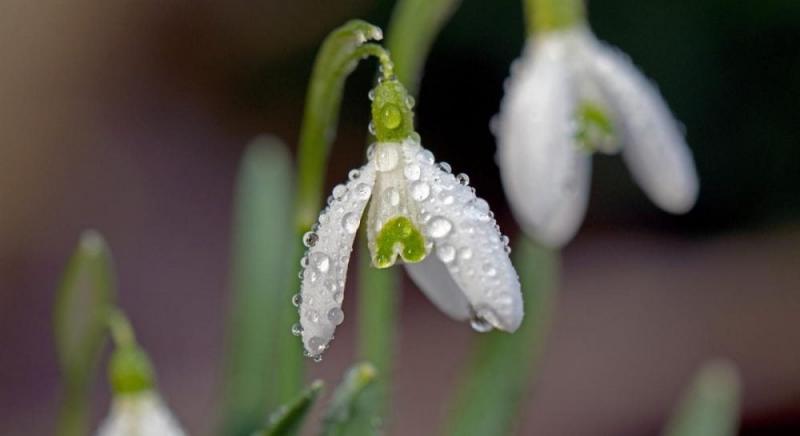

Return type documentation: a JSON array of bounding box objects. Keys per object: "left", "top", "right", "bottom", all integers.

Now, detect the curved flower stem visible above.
[
  {"left": 106, "top": 307, "right": 135, "bottom": 349},
  {"left": 385, "top": 0, "right": 462, "bottom": 96},
  {"left": 525, "top": 0, "right": 586, "bottom": 34},
  {"left": 295, "top": 21, "right": 392, "bottom": 232}
]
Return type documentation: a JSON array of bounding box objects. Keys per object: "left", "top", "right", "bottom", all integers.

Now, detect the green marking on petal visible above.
[
  {"left": 575, "top": 101, "right": 617, "bottom": 154},
  {"left": 373, "top": 216, "right": 427, "bottom": 268},
  {"left": 371, "top": 80, "right": 415, "bottom": 142}
]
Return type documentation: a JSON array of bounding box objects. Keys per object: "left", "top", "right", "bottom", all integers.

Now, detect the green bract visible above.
[
  {"left": 371, "top": 80, "right": 415, "bottom": 142},
  {"left": 373, "top": 216, "right": 427, "bottom": 268}
]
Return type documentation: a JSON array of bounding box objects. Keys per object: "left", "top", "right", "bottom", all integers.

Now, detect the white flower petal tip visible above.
[
  {"left": 495, "top": 27, "right": 700, "bottom": 245},
  {"left": 400, "top": 141, "right": 523, "bottom": 333},
  {"left": 295, "top": 162, "right": 376, "bottom": 359},
  {"left": 96, "top": 392, "right": 186, "bottom": 436}
]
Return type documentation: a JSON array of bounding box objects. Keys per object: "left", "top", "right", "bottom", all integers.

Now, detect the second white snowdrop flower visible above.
[
  {"left": 96, "top": 340, "right": 186, "bottom": 436},
  {"left": 295, "top": 78, "right": 523, "bottom": 359},
  {"left": 496, "top": 1, "right": 699, "bottom": 247}
]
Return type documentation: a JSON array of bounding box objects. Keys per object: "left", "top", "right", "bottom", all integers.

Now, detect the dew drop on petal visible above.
[
  {"left": 305, "top": 309, "right": 320, "bottom": 323},
  {"left": 404, "top": 163, "right": 421, "bottom": 181},
  {"left": 291, "top": 293, "right": 302, "bottom": 307},
  {"left": 383, "top": 187, "right": 400, "bottom": 206},
  {"left": 416, "top": 149, "right": 434, "bottom": 164},
  {"left": 299, "top": 255, "right": 309, "bottom": 268},
  {"left": 309, "top": 252, "right": 330, "bottom": 273},
  {"left": 291, "top": 323, "right": 303, "bottom": 336},
  {"left": 427, "top": 217, "right": 453, "bottom": 239},
  {"left": 470, "top": 315, "right": 493, "bottom": 333},
  {"left": 332, "top": 291, "right": 344, "bottom": 304},
  {"left": 327, "top": 307, "right": 344, "bottom": 325},
  {"left": 348, "top": 169, "right": 361, "bottom": 181},
  {"left": 368, "top": 121, "right": 376, "bottom": 135},
  {"left": 313, "top": 354, "right": 323, "bottom": 363},
  {"left": 308, "top": 336, "right": 326, "bottom": 354},
  {"left": 436, "top": 244, "right": 456, "bottom": 263},
  {"left": 437, "top": 162, "right": 452, "bottom": 174},
  {"left": 458, "top": 247, "right": 473, "bottom": 260},
  {"left": 405, "top": 95, "right": 415, "bottom": 109},
  {"left": 456, "top": 173, "right": 470, "bottom": 185},
  {"left": 375, "top": 146, "right": 399, "bottom": 172},
  {"left": 342, "top": 212, "right": 360, "bottom": 234},
  {"left": 353, "top": 183, "right": 372, "bottom": 200},
  {"left": 410, "top": 181, "right": 430, "bottom": 201},
  {"left": 332, "top": 184, "right": 347, "bottom": 200},
  {"left": 368, "top": 89, "right": 375, "bottom": 101},
  {"left": 302, "top": 231, "right": 318, "bottom": 248},
  {"left": 409, "top": 132, "right": 421, "bottom": 144}
]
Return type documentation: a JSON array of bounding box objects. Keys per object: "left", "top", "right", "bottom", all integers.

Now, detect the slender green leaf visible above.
[
  {"left": 385, "top": 0, "right": 462, "bottom": 96},
  {"left": 54, "top": 230, "right": 117, "bottom": 436},
  {"left": 443, "top": 237, "right": 558, "bottom": 436},
  {"left": 254, "top": 380, "right": 324, "bottom": 436},
  {"left": 221, "top": 136, "right": 301, "bottom": 436},
  {"left": 296, "top": 20, "right": 387, "bottom": 229},
  {"left": 662, "top": 360, "right": 741, "bottom": 436},
  {"left": 320, "top": 363, "right": 378, "bottom": 436}
]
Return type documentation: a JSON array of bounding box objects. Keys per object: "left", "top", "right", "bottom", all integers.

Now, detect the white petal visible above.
[
  {"left": 96, "top": 392, "right": 185, "bottom": 436},
  {"left": 403, "top": 143, "right": 523, "bottom": 332},
  {"left": 404, "top": 255, "right": 472, "bottom": 321},
  {"left": 587, "top": 40, "right": 699, "bottom": 213},
  {"left": 298, "top": 162, "right": 375, "bottom": 357},
  {"left": 496, "top": 36, "right": 591, "bottom": 247}
]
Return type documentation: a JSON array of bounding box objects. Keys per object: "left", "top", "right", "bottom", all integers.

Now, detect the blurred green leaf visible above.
[
  {"left": 296, "top": 19, "right": 385, "bottom": 230},
  {"left": 320, "top": 363, "right": 378, "bottom": 436},
  {"left": 386, "top": 0, "right": 461, "bottom": 95},
  {"left": 221, "top": 136, "right": 302, "bottom": 436},
  {"left": 443, "top": 237, "right": 558, "bottom": 436},
  {"left": 54, "top": 230, "right": 117, "bottom": 436},
  {"left": 254, "top": 380, "right": 324, "bottom": 436},
  {"left": 662, "top": 360, "right": 741, "bottom": 436}
]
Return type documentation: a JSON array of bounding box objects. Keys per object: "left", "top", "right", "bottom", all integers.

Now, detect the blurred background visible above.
[{"left": 1, "top": 0, "right": 798, "bottom": 435}]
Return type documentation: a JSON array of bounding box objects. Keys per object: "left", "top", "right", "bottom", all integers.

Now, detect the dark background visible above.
[{"left": 0, "top": 0, "right": 798, "bottom": 435}]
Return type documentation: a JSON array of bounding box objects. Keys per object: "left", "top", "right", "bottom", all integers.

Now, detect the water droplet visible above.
[
  {"left": 458, "top": 247, "right": 473, "bottom": 260},
  {"left": 405, "top": 95, "right": 415, "bottom": 108},
  {"left": 313, "top": 354, "right": 323, "bottom": 363},
  {"left": 366, "top": 143, "right": 376, "bottom": 160},
  {"left": 305, "top": 269, "right": 319, "bottom": 283},
  {"left": 456, "top": 173, "right": 470, "bottom": 185},
  {"left": 437, "top": 162, "right": 452, "bottom": 173},
  {"left": 342, "top": 212, "right": 360, "bottom": 234},
  {"left": 332, "top": 291, "right": 343, "bottom": 303},
  {"left": 404, "top": 163, "right": 421, "bottom": 180},
  {"left": 416, "top": 149, "right": 434, "bottom": 164},
  {"left": 504, "top": 245, "right": 512, "bottom": 254},
  {"left": 383, "top": 187, "right": 400, "bottom": 206},
  {"left": 300, "top": 255, "right": 309, "bottom": 268},
  {"left": 309, "top": 252, "right": 330, "bottom": 273},
  {"left": 348, "top": 169, "right": 361, "bottom": 180},
  {"left": 375, "top": 146, "right": 399, "bottom": 172},
  {"left": 305, "top": 309, "right": 320, "bottom": 323},
  {"left": 353, "top": 183, "right": 372, "bottom": 200},
  {"left": 436, "top": 244, "right": 456, "bottom": 263},
  {"left": 291, "top": 293, "right": 302, "bottom": 307},
  {"left": 470, "top": 315, "right": 493, "bottom": 333},
  {"left": 324, "top": 280, "right": 338, "bottom": 295},
  {"left": 308, "top": 336, "right": 326, "bottom": 354},
  {"left": 332, "top": 184, "right": 347, "bottom": 200},
  {"left": 302, "top": 231, "right": 318, "bottom": 248},
  {"left": 409, "top": 131, "right": 421, "bottom": 144},
  {"left": 500, "top": 235, "right": 510, "bottom": 246},
  {"left": 427, "top": 217, "right": 453, "bottom": 239},
  {"left": 482, "top": 262, "right": 497, "bottom": 277},
  {"left": 474, "top": 198, "right": 490, "bottom": 213},
  {"left": 291, "top": 323, "right": 303, "bottom": 336},
  {"left": 438, "top": 191, "right": 454, "bottom": 205},
  {"left": 410, "top": 181, "right": 430, "bottom": 201},
  {"left": 368, "top": 121, "right": 376, "bottom": 135},
  {"left": 327, "top": 307, "right": 344, "bottom": 325},
  {"left": 368, "top": 89, "right": 375, "bottom": 101}
]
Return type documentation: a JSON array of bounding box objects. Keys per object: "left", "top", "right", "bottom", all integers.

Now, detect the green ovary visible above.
[{"left": 373, "top": 216, "right": 427, "bottom": 268}]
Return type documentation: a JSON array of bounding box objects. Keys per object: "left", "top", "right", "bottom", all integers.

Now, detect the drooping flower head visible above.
[
  {"left": 96, "top": 339, "right": 186, "bottom": 436},
  {"left": 495, "top": 0, "right": 699, "bottom": 247},
  {"left": 295, "top": 77, "right": 523, "bottom": 359}
]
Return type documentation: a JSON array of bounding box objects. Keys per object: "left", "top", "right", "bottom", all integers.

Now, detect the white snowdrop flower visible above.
[
  {"left": 295, "top": 79, "right": 522, "bottom": 359},
  {"left": 96, "top": 391, "right": 186, "bottom": 436},
  {"left": 495, "top": 25, "right": 699, "bottom": 247}
]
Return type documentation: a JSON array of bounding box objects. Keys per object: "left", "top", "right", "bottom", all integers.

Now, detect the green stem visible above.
[
  {"left": 385, "top": 0, "right": 462, "bottom": 96},
  {"left": 525, "top": 0, "right": 585, "bottom": 34},
  {"left": 295, "top": 21, "right": 392, "bottom": 232},
  {"left": 106, "top": 308, "right": 135, "bottom": 348}
]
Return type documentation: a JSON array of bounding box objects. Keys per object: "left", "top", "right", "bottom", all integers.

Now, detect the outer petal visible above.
[
  {"left": 586, "top": 40, "right": 699, "bottom": 213},
  {"left": 403, "top": 143, "right": 523, "bottom": 332},
  {"left": 298, "top": 162, "right": 375, "bottom": 357},
  {"left": 496, "top": 35, "right": 591, "bottom": 247},
  {"left": 404, "top": 254, "right": 472, "bottom": 320},
  {"left": 96, "top": 392, "right": 185, "bottom": 436}
]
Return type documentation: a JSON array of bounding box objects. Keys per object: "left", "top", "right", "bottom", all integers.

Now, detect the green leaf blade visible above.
[
  {"left": 663, "top": 360, "right": 741, "bottom": 436},
  {"left": 443, "top": 237, "right": 558, "bottom": 436},
  {"left": 54, "top": 230, "right": 117, "bottom": 436},
  {"left": 255, "top": 380, "right": 324, "bottom": 436},
  {"left": 320, "top": 363, "right": 378, "bottom": 436},
  {"left": 221, "top": 136, "right": 302, "bottom": 436}
]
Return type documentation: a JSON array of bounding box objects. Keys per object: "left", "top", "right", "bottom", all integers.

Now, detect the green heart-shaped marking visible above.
[{"left": 373, "top": 216, "right": 427, "bottom": 268}]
